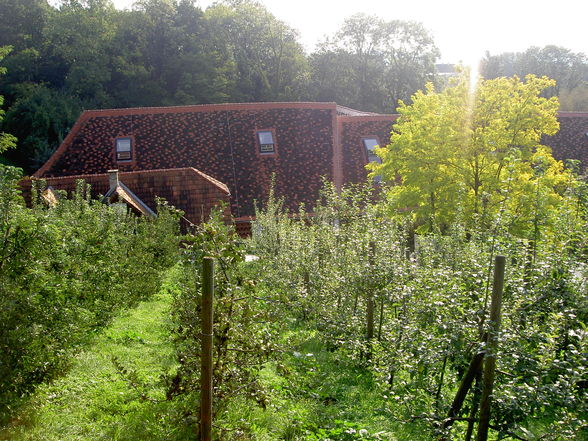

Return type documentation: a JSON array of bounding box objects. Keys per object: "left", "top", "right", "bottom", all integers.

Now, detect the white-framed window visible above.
[
  {"left": 116, "top": 137, "right": 132, "bottom": 161},
  {"left": 257, "top": 130, "right": 275, "bottom": 154}
]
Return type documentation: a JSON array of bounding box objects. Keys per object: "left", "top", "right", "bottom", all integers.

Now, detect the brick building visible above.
[{"left": 29, "top": 102, "right": 588, "bottom": 231}]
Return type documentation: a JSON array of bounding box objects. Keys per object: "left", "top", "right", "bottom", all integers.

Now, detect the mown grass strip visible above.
[{"left": 0, "top": 290, "right": 191, "bottom": 441}]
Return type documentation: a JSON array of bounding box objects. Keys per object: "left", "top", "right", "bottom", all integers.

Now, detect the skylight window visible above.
[
  {"left": 363, "top": 138, "right": 381, "bottom": 164},
  {"left": 257, "top": 130, "right": 275, "bottom": 154},
  {"left": 363, "top": 137, "right": 382, "bottom": 183},
  {"left": 116, "top": 137, "right": 132, "bottom": 161}
]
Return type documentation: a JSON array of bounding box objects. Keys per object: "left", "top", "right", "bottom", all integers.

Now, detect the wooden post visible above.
[
  {"left": 476, "top": 255, "right": 505, "bottom": 441},
  {"left": 366, "top": 297, "right": 375, "bottom": 340},
  {"left": 200, "top": 257, "right": 214, "bottom": 441},
  {"left": 464, "top": 372, "right": 483, "bottom": 441},
  {"left": 367, "top": 241, "right": 376, "bottom": 341},
  {"left": 377, "top": 296, "right": 385, "bottom": 341},
  {"left": 442, "top": 350, "right": 485, "bottom": 431}
]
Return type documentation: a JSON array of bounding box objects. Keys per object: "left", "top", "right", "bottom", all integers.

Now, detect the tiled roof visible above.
[
  {"left": 35, "top": 102, "right": 341, "bottom": 217},
  {"left": 30, "top": 102, "right": 588, "bottom": 228},
  {"left": 338, "top": 115, "right": 399, "bottom": 185},
  {"left": 544, "top": 112, "right": 588, "bottom": 171},
  {"left": 21, "top": 168, "right": 231, "bottom": 227}
]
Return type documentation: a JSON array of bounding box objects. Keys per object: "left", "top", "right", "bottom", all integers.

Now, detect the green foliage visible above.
[
  {"left": 3, "top": 84, "right": 79, "bottom": 170},
  {"left": 0, "top": 0, "right": 49, "bottom": 52},
  {"left": 481, "top": 45, "right": 588, "bottom": 101},
  {"left": 305, "top": 420, "right": 387, "bottom": 440},
  {"left": 309, "top": 13, "right": 439, "bottom": 113},
  {"left": 250, "top": 180, "right": 588, "bottom": 440},
  {"left": 2, "top": 178, "right": 586, "bottom": 439},
  {"left": 169, "top": 209, "right": 279, "bottom": 432},
  {"left": 559, "top": 83, "right": 588, "bottom": 111},
  {"left": 0, "top": 46, "right": 17, "bottom": 155},
  {"left": 205, "top": 0, "right": 309, "bottom": 102},
  {"left": 370, "top": 73, "right": 578, "bottom": 238},
  {"left": 0, "top": 282, "right": 193, "bottom": 441},
  {"left": 44, "top": 0, "right": 117, "bottom": 106},
  {"left": 0, "top": 170, "right": 180, "bottom": 421}
]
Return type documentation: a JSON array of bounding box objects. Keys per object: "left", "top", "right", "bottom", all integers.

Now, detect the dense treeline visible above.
[
  {"left": 480, "top": 46, "right": 588, "bottom": 110},
  {"left": 0, "top": 167, "right": 180, "bottom": 421},
  {"left": 1, "top": 0, "right": 587, "bottom": 174}
]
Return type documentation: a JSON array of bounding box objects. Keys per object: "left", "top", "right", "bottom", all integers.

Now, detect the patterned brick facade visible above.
[{"left": 338, "top": 115, "right": 398, "bottom": 184}]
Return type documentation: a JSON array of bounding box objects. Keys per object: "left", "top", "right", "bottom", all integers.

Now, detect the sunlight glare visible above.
[{"left": 467, "top": 56, "right": 481, "bottom": 97}]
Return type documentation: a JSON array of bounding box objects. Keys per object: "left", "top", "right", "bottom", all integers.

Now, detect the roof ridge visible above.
[{"left": 83, "top": 101, "right": 338, "bottom": 115}]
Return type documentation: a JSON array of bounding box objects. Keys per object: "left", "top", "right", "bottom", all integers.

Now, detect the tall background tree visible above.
[
  {"left": 480, "top": 45, "right": 588, "bottom": 110},
  {"left": 0, "top": 47, "right": 17, "bottom": 156},
  {"left": 308, "top": 13, "right": 439, "bottom": 113},
  {"left": 205, "top": 0, "right": 308, "bottom": 102}
]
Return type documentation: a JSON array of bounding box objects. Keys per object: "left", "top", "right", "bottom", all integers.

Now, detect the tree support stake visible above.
[
  {"left": 476, "top": 255, "right": 505, "bottom": 441},
  {"left": 200, "top": 257, "right": 214, "bottom": 441}
]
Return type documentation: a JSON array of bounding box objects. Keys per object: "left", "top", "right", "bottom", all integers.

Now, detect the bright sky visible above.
[{"left": 113, "top": 0, "right": 587, "bottom": 64}]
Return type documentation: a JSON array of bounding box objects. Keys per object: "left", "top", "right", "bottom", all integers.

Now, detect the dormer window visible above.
[
  {"left": 363, "top": 138, "right": 381, "bottom": 164},
  {"left": 363, "top": 137, "right": 382, "bottom": 183},
  {"left": 257, "top": 130, "right": 275, "bottom": 154},
  {"left": 116, "top": 137, "right": 132, "bottom": 161}
]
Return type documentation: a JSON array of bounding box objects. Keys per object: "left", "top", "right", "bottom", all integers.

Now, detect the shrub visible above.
[{"left": 0, "top": 169, "right": 180, "bottom": 421}]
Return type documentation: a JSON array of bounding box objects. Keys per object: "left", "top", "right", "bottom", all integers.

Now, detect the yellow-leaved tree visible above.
[{"left": 369, "top": 73, "right": 578, "bottom": 238}]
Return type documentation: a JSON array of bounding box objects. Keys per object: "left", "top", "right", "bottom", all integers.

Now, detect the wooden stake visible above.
[
  {"left": 200, "top": 257, "right": 214, "bottom": 441},
  {"left": 367, "top": 241, "right": 376, "bottom": 341},
  {"left": 476, "top": 255, "right": 505, "bottom": 441},
  {"left": 442, "top": 350, "right": 485, "bottom": 431},
  {"left": 378, "top": 296, "right": 385, "bottom": 341},
  {"left": 464, "top": 371, "right": 483, "bottom": 441}
]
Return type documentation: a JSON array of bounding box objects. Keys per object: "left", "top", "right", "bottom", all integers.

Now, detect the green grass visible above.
[
  {"left": 0, "top": 288, "right": 193, "bottom": 441},
  {"left": 213, "top": 325, "right": 430, "bottom": 441},
  {"left": 0, "top": 278, "right": 428, "bottom": 441}
]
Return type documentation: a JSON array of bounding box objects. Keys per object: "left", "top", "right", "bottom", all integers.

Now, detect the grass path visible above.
[
  {"left": 0, "top": 291, "right": 191, "bottom": 441},
  {"left": 0, "top": 285, "right": 425, "bottom": 441}
]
